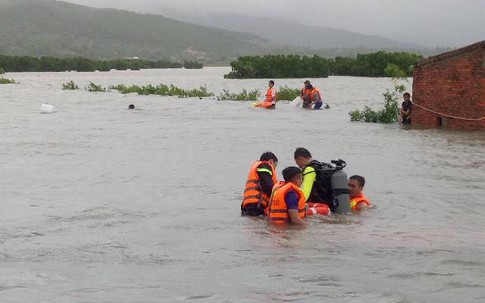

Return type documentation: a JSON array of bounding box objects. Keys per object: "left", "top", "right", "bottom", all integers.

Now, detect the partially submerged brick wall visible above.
[{"left": 412, "top": 41, "right": 485, "bottom": 131}]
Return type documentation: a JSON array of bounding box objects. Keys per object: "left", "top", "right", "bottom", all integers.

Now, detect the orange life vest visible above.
[
  {"left": 268, "top": 182, "right": 306, "bottom": 223},
  {"left": 350, "top": 193, "right": 371, "bottom": 211},
  {"left": 241, "top": 161, "right": 278, "bottom": 210},
  {"left": 301, "top": 87, "right": 312, "bottom": 99},
  {"left": 310, "top": 87, "right": 322, "bottom": 102},
  {"left": 261, "top": 87, "right": 277, "bottom": 108}
]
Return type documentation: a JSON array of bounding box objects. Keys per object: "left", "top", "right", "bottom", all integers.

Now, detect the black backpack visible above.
[{"left": 304, "top": 159, "right": 347, "bottom": 204}]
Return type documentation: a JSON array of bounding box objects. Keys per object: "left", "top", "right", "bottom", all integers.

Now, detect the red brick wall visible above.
[{"left": 412, "top": 46, "right": 485, "bottom": 131}]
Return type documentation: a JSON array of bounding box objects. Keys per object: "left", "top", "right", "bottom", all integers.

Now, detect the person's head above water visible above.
[
  {"left": 282, "top": 166, "right": 303, "bottom": 186},
  {"left": 294, "top": 147, "right": 312, "bottom": 168},
  {"left": 128, "top": 104, "right": 135, "bottom": 109},
  {"left": 268, "top": 80, "right": 275, "bottom": 87},
  {"left": 260, "top": 151, "right": 278, "bottom": 168},
  {"left": 349, "top": 175, "right": 365, "bottom": 196}
]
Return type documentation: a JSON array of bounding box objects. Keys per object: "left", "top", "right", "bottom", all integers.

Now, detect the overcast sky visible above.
[{"left": 65, "top": 0, "right": 484, "bottom": 47}]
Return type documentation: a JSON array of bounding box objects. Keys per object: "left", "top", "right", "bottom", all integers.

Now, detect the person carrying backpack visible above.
[{"left": 293, "top": 147, "right": 334, "bottom": 214}]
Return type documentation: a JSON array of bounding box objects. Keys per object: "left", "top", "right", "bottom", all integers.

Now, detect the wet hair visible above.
[
  {"left": 294, "top": 147, "right": 312, "bottom": 159},
  {"left": 403, "top": 92, "right": 411, "bottom": 97},
  {"left": 349, "top": 175, "right": 365, "bottom": 187},
  {"left": 282, "top": 166, "right": 302, "bottom": 182},
  {"left": 260, "top": 151, "right": 278, "bottom": 163},
  {"left": 269, "top": 80, "right": 275, "bottom": 85}
]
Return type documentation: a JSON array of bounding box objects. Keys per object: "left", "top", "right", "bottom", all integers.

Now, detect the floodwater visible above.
[{"left": 1, "top": 67, "right": 484, "bottom": 303}]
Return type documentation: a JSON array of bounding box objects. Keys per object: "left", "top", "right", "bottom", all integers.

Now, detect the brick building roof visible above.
[{"left": 415, "top": 40, "right": 485, "bottom": 67}]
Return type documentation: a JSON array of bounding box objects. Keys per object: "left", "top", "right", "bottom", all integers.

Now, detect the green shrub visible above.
[
  {"left": 349, "top": 109, "right": 362, "bottom": 122},
  {"left": 86, "top": 82, "right": 107, "bottom": 92},
  {"left": 110, "top": 83, "right": 214, "bottom": 98},
  {"left": 183, "top": 60, "right": 203, "bottom": 69},
  {"left": 217, "top": 89, "right": 260, "bottom": 101},
  {"left": 349, "top": 78, "right": 407, "bottom": 123},
  {"left": 110, "top": 84, "right": 141, "bottom": 94},
  {"left": 0, "top": 77, "right": 16, "bottom": 84},
  {"left": 62, "top": 80, "right": 79, "bottom": 90},
  {"left": 277, "top": 86, "right": 300, "bottom": 100}
]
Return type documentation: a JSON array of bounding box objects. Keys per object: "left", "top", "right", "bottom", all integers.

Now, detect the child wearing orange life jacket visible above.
[{"left": 348, "top": 175, "right": 371, "bottom": 211}]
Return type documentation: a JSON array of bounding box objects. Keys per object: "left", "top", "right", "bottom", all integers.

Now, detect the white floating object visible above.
[
  {"left": 290, "top": 96, "right": 303, "bottom": 107},
  {"left": 40, "top": 103, "right": 55, "bottom": 114}
]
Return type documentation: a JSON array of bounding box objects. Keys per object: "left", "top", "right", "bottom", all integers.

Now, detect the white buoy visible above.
[{"left": 40, "top": 103, "right": 55, "bottom": 114}]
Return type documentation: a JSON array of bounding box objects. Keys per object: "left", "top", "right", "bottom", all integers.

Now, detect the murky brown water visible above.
[{"left": 1, "top": 68, "right": 484, "bottom": 302}]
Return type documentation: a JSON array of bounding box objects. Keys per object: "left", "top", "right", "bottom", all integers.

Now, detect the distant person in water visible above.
[
  {"left": 309, "top": 85, "right": 324, "bottom": 110},
  {"left": 348, "top": 175, "right": 371, "bottom": 211},
  {"left": 128, "top": 104, "right": 135, "bottom": 109},
  {"left": 301, "top": 80, "right": 313, "bottom": 108},
  {"left": 254, "top": 80, "right": 277, "bottom": 109},
  {"left": 399, "top": 93, "right": 412, "bottom": 125}
]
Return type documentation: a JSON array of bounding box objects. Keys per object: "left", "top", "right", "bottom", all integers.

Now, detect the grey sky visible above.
[{"left": 65, "top": 0, "right": 484, "bottom": 47}]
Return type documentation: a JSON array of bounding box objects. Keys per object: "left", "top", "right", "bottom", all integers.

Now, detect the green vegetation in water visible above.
[
  {"left": 86, "top": 82, "right": 108, "bottom": 92},
  {"left": 183, "top": 60, "right": 203, "bottom": 69},
  {"left": 0, "top": 55, "right": 186, "bottom": 72},
  {"left": 225, "top": 55, "right": 332, "bottom": 79},
  {"left": 0, "top": 77, "right": 15, "bottom": 84},
  {"left": 62, "top": 80, "right": 79, "bottom": 90},
  {"left": 216, "top": 89, "right": 260, "bottom": 101},
  {"left": 110, "top": 84, "right": 214, "bottom": 98},
  {"left": 349, "top": 78, "right": 407, "bottom": 123},
  {"left": 0, "top": 67, "right": 15, "bottom": 84},
  {"left": 225, "top": 51, "right": 423, "bottom": 79},
  {"left": 277, "top": 86, "right": 300, "bottom": 101}
]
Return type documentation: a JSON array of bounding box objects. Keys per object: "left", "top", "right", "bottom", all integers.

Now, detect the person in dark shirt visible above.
[
  {"left": 399, "top": 92, "right": 412, "bottom": 125},
  {"left": 241, "top": 152, "right": 279, "bottom": 216}
]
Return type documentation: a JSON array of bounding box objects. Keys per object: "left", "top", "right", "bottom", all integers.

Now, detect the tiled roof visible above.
[{"left": 415, "top": 40, "right": 485, "bottom": 67}]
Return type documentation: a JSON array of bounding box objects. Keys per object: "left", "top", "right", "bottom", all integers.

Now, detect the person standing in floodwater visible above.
[
  {"left": 241, "top": 152, "right": 279, "bottom": 216},
  {"left": 399, "top": 92, "right": 412, "bottom": 124},
  {"left": 268, "top": 166, "right": 307, "bottom": 225}
]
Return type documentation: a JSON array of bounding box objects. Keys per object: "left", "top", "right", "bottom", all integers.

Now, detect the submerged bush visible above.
[
  {"left": 277, "top": 86, "right": 300, "bottom": 101},
  {"left": 86, "top": 82, "right": 108, "bottom": 92},
  {"left": 217, "top": 89, "right": 260, "bottom": 101},
  {"left": 349, "top": 78, "right": 407, "bottom": 123},
  {"left": 183, "top": 60, "right": 203, "bottom": 69},
  {"left": 0, "top": 68, "right": 16, "bottom": 84},
  {"left": 109, "top": 84, "right": 140, "bottom": 94},
  {"left": 0, "top": 77, "right": 16, "bottom": 84},
  {"left": 110, "top": 83, "right": 214, "bottom": 98},
  {"left": 62, "top": 80, "right": 79, "bottom": 90}
]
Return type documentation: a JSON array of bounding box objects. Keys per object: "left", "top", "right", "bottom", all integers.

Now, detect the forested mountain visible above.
[
  {"left": 172, "top": 13, "right": 424, "bottom": 50},
  {"left": 0, "top": 0, "right": 270, "bottom": 63}
]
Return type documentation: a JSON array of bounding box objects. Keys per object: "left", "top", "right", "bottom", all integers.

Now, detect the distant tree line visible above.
[
  {"left": 183, "top": 60, "right": 204, "bottom": 69},
  {"left": 0, "top": 55, "right": 204, "bottom": 72},
  {"left": 224, "top": 51, "right": 423, "bottom": 79}
]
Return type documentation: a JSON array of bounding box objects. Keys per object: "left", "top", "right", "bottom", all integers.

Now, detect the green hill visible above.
[{"left": 0, "top": 0, "right": 270, "bottom": 63}]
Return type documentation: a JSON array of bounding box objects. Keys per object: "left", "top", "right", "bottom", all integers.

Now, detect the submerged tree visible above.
[{"left": 349, "top": 78, "right": 408, "bottom": 123}]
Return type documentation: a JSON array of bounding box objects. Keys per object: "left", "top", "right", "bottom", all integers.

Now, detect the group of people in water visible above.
[
  {"left": 254, "top": 80, "right": 327, "bottom": 110},
  {"left": 241, "top": 148, "right": 371, "bottom": 225},
  {"left": 254, "top": 80, "right": 413, "bottom": 126}
]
